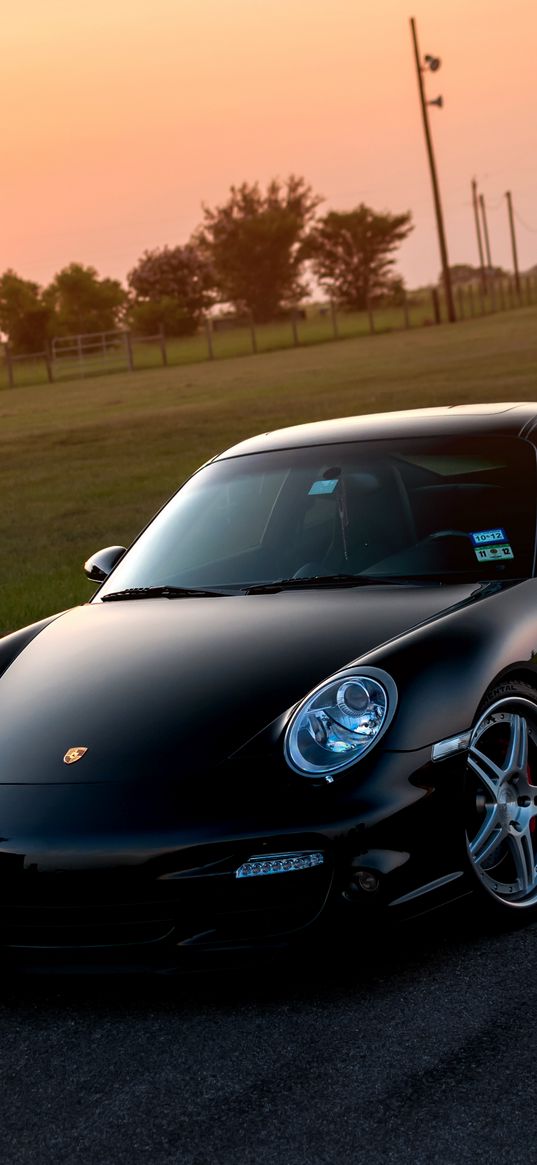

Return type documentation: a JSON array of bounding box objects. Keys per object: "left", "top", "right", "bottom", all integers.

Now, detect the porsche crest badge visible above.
[{"left": 63, "top": 747, "right": 88, "bottom": 765}]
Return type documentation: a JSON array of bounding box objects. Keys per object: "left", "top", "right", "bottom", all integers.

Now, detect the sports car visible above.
[{"left": 2, "top": 401, "right": 537, "bottom": 971}]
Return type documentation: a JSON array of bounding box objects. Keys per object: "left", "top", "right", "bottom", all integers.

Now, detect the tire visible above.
[{"left": 464, "top": 678, "right": 537, "bottom": 923}]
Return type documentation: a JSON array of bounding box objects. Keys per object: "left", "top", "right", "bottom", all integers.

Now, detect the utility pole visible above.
[
  {"left": 410, "top": 16, "right": 455, "bottom": 323},
  {"left": 479, "top": 194, "right": 493, "bottom": 271},
  {"left": 506, "top": 191, "right": 521, "bottom": 299},
  {"left": 471, "top": 179, "right": 486, "bottom": 293}
]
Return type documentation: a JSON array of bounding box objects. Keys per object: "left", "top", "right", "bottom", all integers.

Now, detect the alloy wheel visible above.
[{"left": 466, "top": 697, "right": 537, "bottom": 907}]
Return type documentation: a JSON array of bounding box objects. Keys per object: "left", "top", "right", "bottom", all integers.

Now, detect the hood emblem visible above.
[{"left": 63, "top": 747, "right": 88, "bottom": 765}]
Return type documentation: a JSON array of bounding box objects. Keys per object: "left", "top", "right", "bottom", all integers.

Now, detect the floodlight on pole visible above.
[{"left": 410, "top": 17, "right": 455, "bottom": 323}]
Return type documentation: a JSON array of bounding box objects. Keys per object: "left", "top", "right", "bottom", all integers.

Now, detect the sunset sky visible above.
[{"left": 2, "top": 0, "right": 536, "bottom": 292}]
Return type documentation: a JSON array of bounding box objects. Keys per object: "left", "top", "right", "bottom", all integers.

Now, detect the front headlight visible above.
[{"left": 284, "top": 667, "right": 397, "bottom": 777}]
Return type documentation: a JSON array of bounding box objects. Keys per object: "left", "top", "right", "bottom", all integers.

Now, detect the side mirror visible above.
[{"left": 84, "top": 545, "right": 127, "bottom": 582}]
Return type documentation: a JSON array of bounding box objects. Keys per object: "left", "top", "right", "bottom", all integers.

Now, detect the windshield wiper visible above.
[
  {"left": 244, "top": 573, "right": 443, "bottom": 595},
  {"left": 100, "top": 585, "right": 227, "bottom": 601}
]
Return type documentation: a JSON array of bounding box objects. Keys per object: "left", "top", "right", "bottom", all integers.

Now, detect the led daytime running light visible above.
[{"left": 235, "top": 852, "right": 325, "bottom": 878}]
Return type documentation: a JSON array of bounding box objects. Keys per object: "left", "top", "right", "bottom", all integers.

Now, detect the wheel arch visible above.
[
  {"left": 483, "top": 665, "right": 537, "bottom": 703},
  {"left": 358, "top": 581, "right": 537, "bottom": 750}
]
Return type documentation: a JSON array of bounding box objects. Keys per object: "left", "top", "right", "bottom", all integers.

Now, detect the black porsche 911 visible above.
[{"left": 3, "top": 401, "right": 537, "bottom": 970}]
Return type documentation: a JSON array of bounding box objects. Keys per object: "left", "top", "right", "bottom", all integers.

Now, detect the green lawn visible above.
[{"left": 1, "top": 304, "right": 537, "bottom": 634}]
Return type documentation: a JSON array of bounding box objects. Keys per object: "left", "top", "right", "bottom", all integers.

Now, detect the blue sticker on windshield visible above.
[
  {"left": 309, "top": 479, "right": 339, "bottom": 495},
  {"left": 471, "top": 528, "right": 507, "bottom": 546}
]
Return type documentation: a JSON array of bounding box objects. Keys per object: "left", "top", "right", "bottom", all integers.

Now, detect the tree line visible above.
[{"left": 0, "top": 177, "right": 413, "bottom": 355}]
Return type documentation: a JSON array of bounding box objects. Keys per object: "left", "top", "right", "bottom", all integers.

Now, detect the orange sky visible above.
[{"left": 2, "top": 0, "right": 536, "bottom": 290}]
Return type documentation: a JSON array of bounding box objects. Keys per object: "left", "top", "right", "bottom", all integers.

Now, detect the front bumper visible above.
[
  {"left": 0, "top": 744, "right": 468, "bottom": 970},
  {"left": 0, "top": 841, "right": 333, "bottom": 958}
]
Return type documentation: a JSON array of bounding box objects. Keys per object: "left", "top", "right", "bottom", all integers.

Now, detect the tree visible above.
[
  {"left": 198, "top": 176, "right": 322, "bottom": 322},
  {"left": 443, "top": 263, "right": 506, "bottom": 285},
  {"left": 306, "top": 205, "right": 413, "bottom": 310},
  {"left": 127, "top": 245, "right": 215, "bottom": 335},
  {"left": 45, "top": 264, "right": 126, "bottom": 336},
  {"left": 0, "top": 270, "right": 53, "bottom": 354}
]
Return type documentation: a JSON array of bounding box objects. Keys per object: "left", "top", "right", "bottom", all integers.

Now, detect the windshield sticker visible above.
[
  {"left": 309, "top": 479, "right": 339, "bottom": 495},
  {"left": 471, "top": 528, "right": 507, "bottom": 546},
  {"left": 474, "top": 543, "right": 514, "bottom": 563}
]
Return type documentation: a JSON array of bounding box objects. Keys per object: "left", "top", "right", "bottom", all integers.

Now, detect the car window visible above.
[
  {"left": 96, "top": 435, "right": 537, "bottom": 594},
  {"left": 171, "top": 470, "right": 289, "bottom": 569}
]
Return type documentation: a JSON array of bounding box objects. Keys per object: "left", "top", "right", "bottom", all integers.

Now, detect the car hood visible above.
[{"left": 0, "top": 585, "right": 480, "bottom": 784}]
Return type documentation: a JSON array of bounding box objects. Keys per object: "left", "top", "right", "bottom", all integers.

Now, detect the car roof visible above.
[{"left": 216, "top": 403, "right": 537, "bottom": 459}]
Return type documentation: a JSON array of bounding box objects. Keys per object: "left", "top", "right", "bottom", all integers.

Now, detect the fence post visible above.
[
  {"left": 44, "top": 350, "right": 54, "bottom": 383},
  {"left": 159, "top": 326, "right": 168, "bottom": 367},
  {"left": 124, "top": 330, "right": 134, "bottom": 372},
  {"left": 457, "top": 287, "right": 464, "bottom": 321},
  {"left": 403, "top": 291, "right": 410, "bottom": 329},
  {"left": 366, "top": 298, "right": 375, "bottom": 334},
  {"left": 249, "top": 313, "right": 258, "bottom": 354},
  {"left": 498, "top": 279, "right": 506, "bottom": 312},
  {"left": 204, "top": 317, "right": 214, "bottom": 360},
  {"left": 5, "top": 344, "right": 14, "bottom": 388},
  {"left": 489, "top": 279, "right": 497, "bottom": 313},
  {"left": 330, "top": 298, "right": 339, "bottom": 338},
  {"left": 468, "top": 284, "right": 475, "bottom": 317},
  {"left": 290, "top": 311, "right": 299, "bottom": 347},
  {"left": 431, "top": 288, "right": 441, "bottom": 324}
]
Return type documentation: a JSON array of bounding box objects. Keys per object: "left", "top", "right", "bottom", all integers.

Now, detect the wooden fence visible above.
[{"left": 1, "top": 277, "right": 535, "bottom": 389}]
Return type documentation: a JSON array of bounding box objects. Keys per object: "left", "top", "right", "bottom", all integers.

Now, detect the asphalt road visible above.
[{"left": 1, "top": 903, "right": 536, "bottom": 1165}]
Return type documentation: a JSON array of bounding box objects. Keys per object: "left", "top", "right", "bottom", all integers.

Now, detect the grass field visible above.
[{"left": 1, "top": 304, "right": 537, "bottom": 634}]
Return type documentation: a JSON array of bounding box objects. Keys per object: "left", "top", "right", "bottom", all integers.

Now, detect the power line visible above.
[
  {"left": 481, "top": 196, "right": 505, "bottom": 211},
  {"left": 514, "top": 209, "right": 537, "bottom": 234}
]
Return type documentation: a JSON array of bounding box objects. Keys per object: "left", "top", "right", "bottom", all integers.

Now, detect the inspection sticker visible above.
[
  {"left": 309, "top": 479, "right": 339, "bottom": 495},
  {"left": 474, "top": 543, "right": 514, "bottom": 562},
  {"left": 471, "top": 528, "right": 507, "bottom": 546}
]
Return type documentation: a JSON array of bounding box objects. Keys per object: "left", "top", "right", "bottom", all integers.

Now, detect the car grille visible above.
[
  {"left": 0, "top": 842, "right": 333, "bottom": 958},
  {"left": 0, "top": 903, "right": 177, "bottom": 951}
]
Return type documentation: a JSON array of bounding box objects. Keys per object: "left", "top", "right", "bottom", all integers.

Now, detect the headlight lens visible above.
[{"left": 284, "top": 668, "right": 397, "bottom": 776}]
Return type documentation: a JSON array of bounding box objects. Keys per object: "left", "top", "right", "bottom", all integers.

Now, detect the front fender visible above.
[
  {"left": 0, "top": 613, "right": 67, "bottom": 680},
  {"left": 359, "top": 579, "right": 537, "bottom": 750}
]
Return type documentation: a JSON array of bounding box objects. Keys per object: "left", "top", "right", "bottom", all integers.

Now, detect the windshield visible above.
[{"left": 96, "top": 435, "right": 536, "bottom": 596}]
